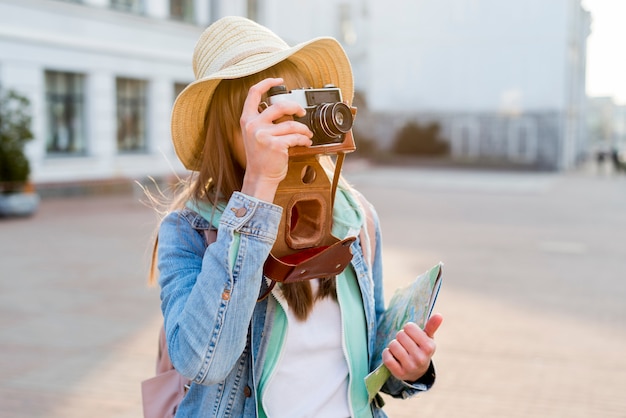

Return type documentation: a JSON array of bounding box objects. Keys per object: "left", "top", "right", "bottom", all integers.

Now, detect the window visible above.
[
  {"left": 110, "top": 0, "right": 143, "bottom": 13},
  {"left": 170, "top": 0, "right": 195, "bottom": 23},
  {"left": 116, "top": 78, "right": 147, "bottom": 152},
  {"left": 45, "top": 71, "right": 87, "bottom": 155}
]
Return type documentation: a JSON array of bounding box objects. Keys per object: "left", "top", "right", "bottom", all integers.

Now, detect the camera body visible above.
[{"left": 268, "top": 85, "right": 355, "bottom": 148}]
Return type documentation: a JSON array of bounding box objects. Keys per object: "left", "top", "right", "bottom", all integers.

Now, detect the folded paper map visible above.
[{"left": 365, "top": 262, "right": 443, "bottom": 400}]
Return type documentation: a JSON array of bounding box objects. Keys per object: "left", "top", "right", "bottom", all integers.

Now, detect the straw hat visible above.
[{"left": 171, "top": 16, "right": 354, "bottom": 170}]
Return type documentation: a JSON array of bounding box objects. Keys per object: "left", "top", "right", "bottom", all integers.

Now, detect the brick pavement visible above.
[{"left": 1, "top": 165, "right": 625, "bottom": 417}]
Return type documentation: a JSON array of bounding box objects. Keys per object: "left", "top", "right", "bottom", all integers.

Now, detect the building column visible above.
[
  {"left": 148, "top": 78, "right": 175, "bottom": 157},
  {"left": 88, "top": 72, "right": 116, "bottom": 173}
]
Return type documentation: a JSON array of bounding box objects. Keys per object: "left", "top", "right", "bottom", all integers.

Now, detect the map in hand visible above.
[{"left": 365, "top": 262, "right": 443, "bottom": 400}]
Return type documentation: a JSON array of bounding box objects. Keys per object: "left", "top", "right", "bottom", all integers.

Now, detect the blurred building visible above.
[
  {"left": 0, "top": 0, "right": 591, "bottom": 189},
  {"left": 358, "top": 0, "right": 591, "bottom": 170},
  {"left": 587, "top": 97, "right": 626, "bottom": 151},
  {"left": 262, "top": 0, "right": 592, "bottom": 170}
]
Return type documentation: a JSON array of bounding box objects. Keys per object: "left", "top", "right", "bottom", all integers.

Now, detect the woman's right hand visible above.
[{"left": 238, "top": 77, "right": 313, "bottom": 203}]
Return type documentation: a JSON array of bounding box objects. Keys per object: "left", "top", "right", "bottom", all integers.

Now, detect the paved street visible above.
[{"left": 1, "top": 163, "right": 625, "bottom": 417}]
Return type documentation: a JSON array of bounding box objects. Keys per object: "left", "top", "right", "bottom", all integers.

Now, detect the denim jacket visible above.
[{"left": 157, "top": 192, "right": 435, "bottom": 417}]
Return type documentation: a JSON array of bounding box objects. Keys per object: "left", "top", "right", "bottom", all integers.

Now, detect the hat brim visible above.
[{"left": 171, "top": 37, "right": 353, "bottom": 171}]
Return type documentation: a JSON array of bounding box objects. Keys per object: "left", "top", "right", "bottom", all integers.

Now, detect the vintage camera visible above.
[
  {"left": 268, "top": 85, "right": 354, "bottom": 147},
  {"left": 263, "top": 85, "right": 358, "bottom": 284}
]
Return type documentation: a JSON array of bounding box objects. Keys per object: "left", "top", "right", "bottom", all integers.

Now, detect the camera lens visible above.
[{"left": 312, "top": 102, "right": 353, "bottom": 142}]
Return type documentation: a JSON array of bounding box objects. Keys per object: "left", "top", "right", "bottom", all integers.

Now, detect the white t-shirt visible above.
[{"left": 263, "top": 281, "right": 351, "bottom": 418}]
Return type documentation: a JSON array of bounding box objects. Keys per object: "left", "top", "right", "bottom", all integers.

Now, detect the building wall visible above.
[
  {"left": 360, "top": 0, "right": 590, "bottom": 170},
  {"left": 0, "top": 0, "right": 204, "bottom": 184},
  {"left": 367, "top": 0, "right": 570, "bottom": 112}
]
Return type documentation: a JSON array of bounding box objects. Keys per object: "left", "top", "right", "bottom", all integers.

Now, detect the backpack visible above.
[{"left": 141, "top": 191, "right": 376, "bottom": 418}]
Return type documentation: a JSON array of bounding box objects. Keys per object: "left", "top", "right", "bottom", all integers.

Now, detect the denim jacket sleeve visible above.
[
  {"left": 367, "top": 205, "right": 436, "bottom": 399},
  {"left": 157, "top": 192, "right": 282, "bottom": 385}
]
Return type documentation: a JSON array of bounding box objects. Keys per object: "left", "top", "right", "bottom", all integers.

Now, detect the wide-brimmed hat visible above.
[{"left": 171, "top": 16, "right": 354, "bottom": 170}]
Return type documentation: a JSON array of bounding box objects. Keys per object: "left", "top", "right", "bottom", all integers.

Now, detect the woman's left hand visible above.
[{"left": 382, "top": 313, "right": 443, "bottom": 382}]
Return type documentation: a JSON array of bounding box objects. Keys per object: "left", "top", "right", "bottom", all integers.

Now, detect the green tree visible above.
[
  {"left": 392, "top": 121, "right": 449, "bottom": 156},
  {"left": 0, "top": 88, "right": 34, "bottom": 193}
]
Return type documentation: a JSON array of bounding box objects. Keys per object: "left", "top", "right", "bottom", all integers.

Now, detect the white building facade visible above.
[
  {"left": 360, "top": 0, "right": 591, "bottom": 170},
  {"left": 0, "top": 0, "right": 216, "bottom": 185},
  {"left": 0, "top": 0, "right": 591, "bottom": 188}
]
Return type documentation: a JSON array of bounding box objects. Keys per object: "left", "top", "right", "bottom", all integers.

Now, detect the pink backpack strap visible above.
[{"left": 155, "top": 324, "right": 174, "bottom": 374}]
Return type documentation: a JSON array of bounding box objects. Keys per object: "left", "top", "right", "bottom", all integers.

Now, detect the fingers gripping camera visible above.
[{"left": 268, "top": 85, "right": 354, "bottom": 146}]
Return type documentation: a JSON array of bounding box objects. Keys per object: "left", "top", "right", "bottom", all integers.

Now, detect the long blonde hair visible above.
[{"left": 149, "top": 59, "right": 338, "bottom": 320}]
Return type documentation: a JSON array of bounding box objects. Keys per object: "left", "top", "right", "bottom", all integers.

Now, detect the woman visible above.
[{"left": 153, "top": 16, "right": 443, "bottom": 417}]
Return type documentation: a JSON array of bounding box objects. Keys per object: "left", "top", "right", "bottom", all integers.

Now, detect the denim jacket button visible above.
[
  {"left": 231, "top": 207, "right": 247, "bottom": 217},
  {"left": 243, "top": 385, "right": 252, "bottom": 397}
]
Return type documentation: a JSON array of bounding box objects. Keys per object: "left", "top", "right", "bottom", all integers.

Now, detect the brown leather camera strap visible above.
[
  {"left": 330, "top": 152, "right": 345, "bottom": 208},
  {"left": 263, "top": 235, "right": 356, "bottom": 284}
]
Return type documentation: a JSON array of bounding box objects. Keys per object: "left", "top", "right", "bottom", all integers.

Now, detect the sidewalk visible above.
[
  {"left": 0, "top": 194, "right": 161, "bottom": 417},
  {"left": 1, "top": 165, "right": 625, "bottom": 417}
]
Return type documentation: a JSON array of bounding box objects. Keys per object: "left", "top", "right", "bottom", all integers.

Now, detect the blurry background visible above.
[
  {"left": 0, "top": 0, "right": 624, "bottom": 188},
  {"left": 1, "top": 0, "right": 625, "bottom": 417}
]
